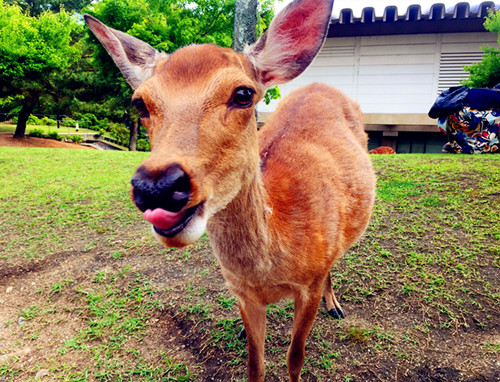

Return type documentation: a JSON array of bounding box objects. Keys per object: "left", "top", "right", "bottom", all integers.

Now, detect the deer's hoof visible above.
[
  {"left": 328, "top": 307, "right": 345, "bottom": 320},
  {"left": 238, "top": 327, "right": 247, "bottom": 341}
]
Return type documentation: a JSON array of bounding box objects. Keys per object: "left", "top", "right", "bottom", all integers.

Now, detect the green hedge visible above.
[{"left": 28, "top": 129, "right": 66, "bottom": 142}]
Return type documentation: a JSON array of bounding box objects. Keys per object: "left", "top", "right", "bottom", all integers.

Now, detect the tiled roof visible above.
[{"left": 328, "top": 1, "right": 500, "bottom": 36}]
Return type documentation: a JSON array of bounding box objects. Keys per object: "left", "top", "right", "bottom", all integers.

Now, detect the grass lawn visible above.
[
  {"left": 0, "top": 122, "right": 100, "bottom": 136},
  {"left": 0, "top": 148, "right": 498, "bottom": 381}
]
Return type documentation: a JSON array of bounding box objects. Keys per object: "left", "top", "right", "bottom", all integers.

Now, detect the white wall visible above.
[{"left": 258, "top": 32, "right": 498, "bottom": 115}]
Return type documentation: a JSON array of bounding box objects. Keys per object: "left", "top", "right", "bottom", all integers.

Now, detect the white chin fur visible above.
[{"left": 152, "top": 214, "right": 208, "bottom": 247}]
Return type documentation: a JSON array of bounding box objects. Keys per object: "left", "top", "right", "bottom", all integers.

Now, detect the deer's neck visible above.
[{"left": 207, "top": 168, "right": 274, "bottom": 279}]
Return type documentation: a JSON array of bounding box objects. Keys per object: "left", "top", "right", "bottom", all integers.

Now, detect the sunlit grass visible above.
[{"left": 0, "top": 122, "right": 98, "bottom": 135}]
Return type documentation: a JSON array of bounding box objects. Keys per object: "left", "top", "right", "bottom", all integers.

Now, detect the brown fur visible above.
[
  {"left": 85, "top": 1, "right": 376, "bottom": 380},
  {"left": 369, "top": 146, "right": 396, "bottom": 154},
  {"left": 133, "top": 46, "right": 376, "bottom": 379}
]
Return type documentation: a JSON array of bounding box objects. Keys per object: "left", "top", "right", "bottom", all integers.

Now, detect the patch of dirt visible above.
[
  {"left": 401, "top": 365, "right": 500, "bottom": 382},
  {"left": 1, "top": 240, "right": 498, "bottom": 382},
  {"left": 0, "top": 241, "right": 240, "bottom": 381},
  {"left": 0, "top": 132, "right": 93, "bottom": 149}
]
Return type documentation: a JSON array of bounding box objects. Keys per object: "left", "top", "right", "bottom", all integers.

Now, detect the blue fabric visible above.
[
  {"left": 429, "top": 86, "right": 500, "bottom": 119},
  {"left": 443, "top": 108, "right": 500, "bottom": 154},
  {"left": 429, "top": 86, "right": 469, "bottom": 119},
  {"left": 465, "top": 88, "right": 500, "bottom": 110}
]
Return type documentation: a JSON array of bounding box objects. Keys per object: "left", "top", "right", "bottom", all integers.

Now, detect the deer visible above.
[{"left": 85, "top": 0, "right": 376, "bottom": 380}]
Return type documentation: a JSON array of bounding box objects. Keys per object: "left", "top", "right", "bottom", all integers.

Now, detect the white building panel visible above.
[{"left": 257, "top": 32, "right": 498, "bottom": 115}]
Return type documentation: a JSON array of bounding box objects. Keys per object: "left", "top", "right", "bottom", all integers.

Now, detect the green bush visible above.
[
  {"left": 108, "top": 122, "right": 129, "bottom": 147},
  {"left": 11, "top": 115, "right": 57, "bottom": 126},
  {"left": 137, "top": 138, "right": 150, "bottom": 152},
  {"left": 75, "top": 112, "right": 99, "bottom": 127},
  {"left": 40, "top": 116, "right": 57, "bottom": 126},
  {"left": 46, "top": 131, "right": 62, "bottom": 141},
  {"left": 28, "top": 128, "right": 46, "bottom": 138},
  {"left": 62, "top": 117, "right": 77, "bottom": 127},
  {"left": 28, "top": 129, "right": 63, "bottom": 142},
  {"left": 27, "top": 115, "right": 40, "bottom": 125},
  {"left": 263, "top": 86, "right": 281, "bottom": 105},
  {"left": 96, "top": 118, "right": 110, "bottom": 131},
  {"left": 463, "top": 10, "right": 500, "bottom": 88},
  {"left": 463, "top": 47, "right": 500, "bottom": 88},
  {"left": 66, "top": 135, "right": 82, "bottom": 144}
]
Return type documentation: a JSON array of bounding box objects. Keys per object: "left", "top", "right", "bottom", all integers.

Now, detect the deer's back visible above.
[{"left": 259, "top": 83, "right": 375, "bottom": 279}]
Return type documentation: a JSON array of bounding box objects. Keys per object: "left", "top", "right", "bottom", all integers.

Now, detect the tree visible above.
[
  {"left": 84, "top": 0, "right": 238, "bottom": 150},
  {"left": 463, "top": 9, "right": 500, "bottom": 88},
  {"left": 232, "top": 0, "right": 281, "bottom": 105},
  {"left": 4, "top": 0, "right": 92, "bottom": 16},
  {"left": 82, "top": 0, "right": 279, "bottom": 150},
  {"left": 0, "top": 0, "right": 82, "bottom": 138},
  {"left": 233, "top": 0, "right": 258, "bottom": 53}
]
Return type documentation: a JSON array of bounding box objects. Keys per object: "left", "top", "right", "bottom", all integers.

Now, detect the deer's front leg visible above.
[
  {"left": 287, "top": 287, "right": 323, "bottom": 382},
  {"left": 237, "top": 298, "right": 267, "bottom": 382}
]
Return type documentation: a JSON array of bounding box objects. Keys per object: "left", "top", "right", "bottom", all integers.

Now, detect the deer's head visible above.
[{"left": 85, "top": 0, "right": 333, "bottom": 247}]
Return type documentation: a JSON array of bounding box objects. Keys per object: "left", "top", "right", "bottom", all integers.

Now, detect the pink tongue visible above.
[{"left": 143, "top": 208, "right": 186, "bottom": 230}]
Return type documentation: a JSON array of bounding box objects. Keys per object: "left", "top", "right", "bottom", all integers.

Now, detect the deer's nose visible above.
[{"left": 131, "top": 164, "right": 191, "bottom": 213}]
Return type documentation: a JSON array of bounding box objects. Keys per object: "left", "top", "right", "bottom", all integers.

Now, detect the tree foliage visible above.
[
  {"left": 4, "top": 0, "right": 92, "bottom": 16},
  {"left": 0, "top": 0, "right": 82, "bottom": 137},
  {"left": 463, "top": 9, "right": 500, "bottom": 88},
  {"left": 0, "top": 3, "right": 79, "bottom": 83},
  {"left": 1, "top": 0, "right": 280, "bottom": 141},
  {"left": 82, "top": 0, "right": 240, "bottom": 149}
]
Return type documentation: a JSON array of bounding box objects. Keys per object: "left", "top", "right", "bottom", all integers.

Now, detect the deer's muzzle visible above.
[{"left": 131, "top": 164, "right": 201, "bottom": 238}]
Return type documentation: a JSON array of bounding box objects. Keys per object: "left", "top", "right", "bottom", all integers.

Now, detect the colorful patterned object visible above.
[{"left": 438, "top": 107, "right": 500, "bottom": 154}]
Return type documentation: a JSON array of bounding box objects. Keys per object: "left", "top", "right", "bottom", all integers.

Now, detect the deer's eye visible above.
[
  {"left": 231, "top": 87, "right": 255, "bottom": 108},
  {"left": 132, "top": 98, "right": 150, "bottom": 118}
]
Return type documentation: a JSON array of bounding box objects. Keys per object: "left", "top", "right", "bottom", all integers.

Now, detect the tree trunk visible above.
[
  {"left": 13, "top": 92, "right": 40, "bottom": 139},
  {"left": 233, "top": 0, "right": 258, "bottom": 53},
  {"left": 128, "top": 118, "right": 138, "bottom": 151}
]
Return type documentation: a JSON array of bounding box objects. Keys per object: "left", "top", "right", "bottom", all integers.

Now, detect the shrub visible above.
[
  {"left": 108, "top": 122, "right": 129, "bottom": 147},
  {"left": 66, "top": 135, "right": 82, "bottom": 144},
  {"left": 96, "top": 118, "right": 110, "bottom": 131},
  {"left": 40, "top": 116, "right": 57, "bottom": 126},
  {"left": 75, "top": 112, "right": 99, "bottom": 127},
  {"left": 62, "top": 117, "right": 77, "bottom": 127},
  {"left": 28, "top": 128, "right": 46, "bottom": 138},
  {"left": 27, "top": 115, "right": 40, "bottom": 125},
  {"left": 463, "top": 10, "right": 500, "bottom": 88},
  {"left": 137, "top": 138, "right": 151, "bottom": 152},
  {"left": 28, "top": 129, "right": 63, "bottom": 142},
  {"left": 46, "top": 131, "right": 62, "bottom": 141},
  {"left": 263, "top": 86, "right": 281, "bottom": 105},
  {"left": 463, "top": 47, "right": 500, "bottom": 88}
]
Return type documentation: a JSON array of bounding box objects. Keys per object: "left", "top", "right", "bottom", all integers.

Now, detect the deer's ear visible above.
[
  {"left": 246, "top": 0, "right": 333, "bottom": 88},
  {"left": 84, "top": 14, "right": 168, "bottom": 89}
]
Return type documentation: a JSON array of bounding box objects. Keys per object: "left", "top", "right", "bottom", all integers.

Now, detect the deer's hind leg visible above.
[{"left": 323, "top": 274, "right": 345, "bottom": 320}]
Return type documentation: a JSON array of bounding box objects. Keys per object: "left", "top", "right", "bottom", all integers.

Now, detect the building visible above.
[{"left": 257, "top": 1, "right": 500, "bottom": 153}]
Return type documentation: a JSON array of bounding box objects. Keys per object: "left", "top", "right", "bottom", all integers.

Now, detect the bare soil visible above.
[
  {"left": 0, "top": 133, "right": 93, "bottom": 149},
  {"left": 1, "top": 237, "right": 498, "bottom": 381}
]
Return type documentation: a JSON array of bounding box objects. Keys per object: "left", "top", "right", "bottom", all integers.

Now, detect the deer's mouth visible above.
[{"left": 143, "top": 203, "right": 202, "bottom": 238}]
